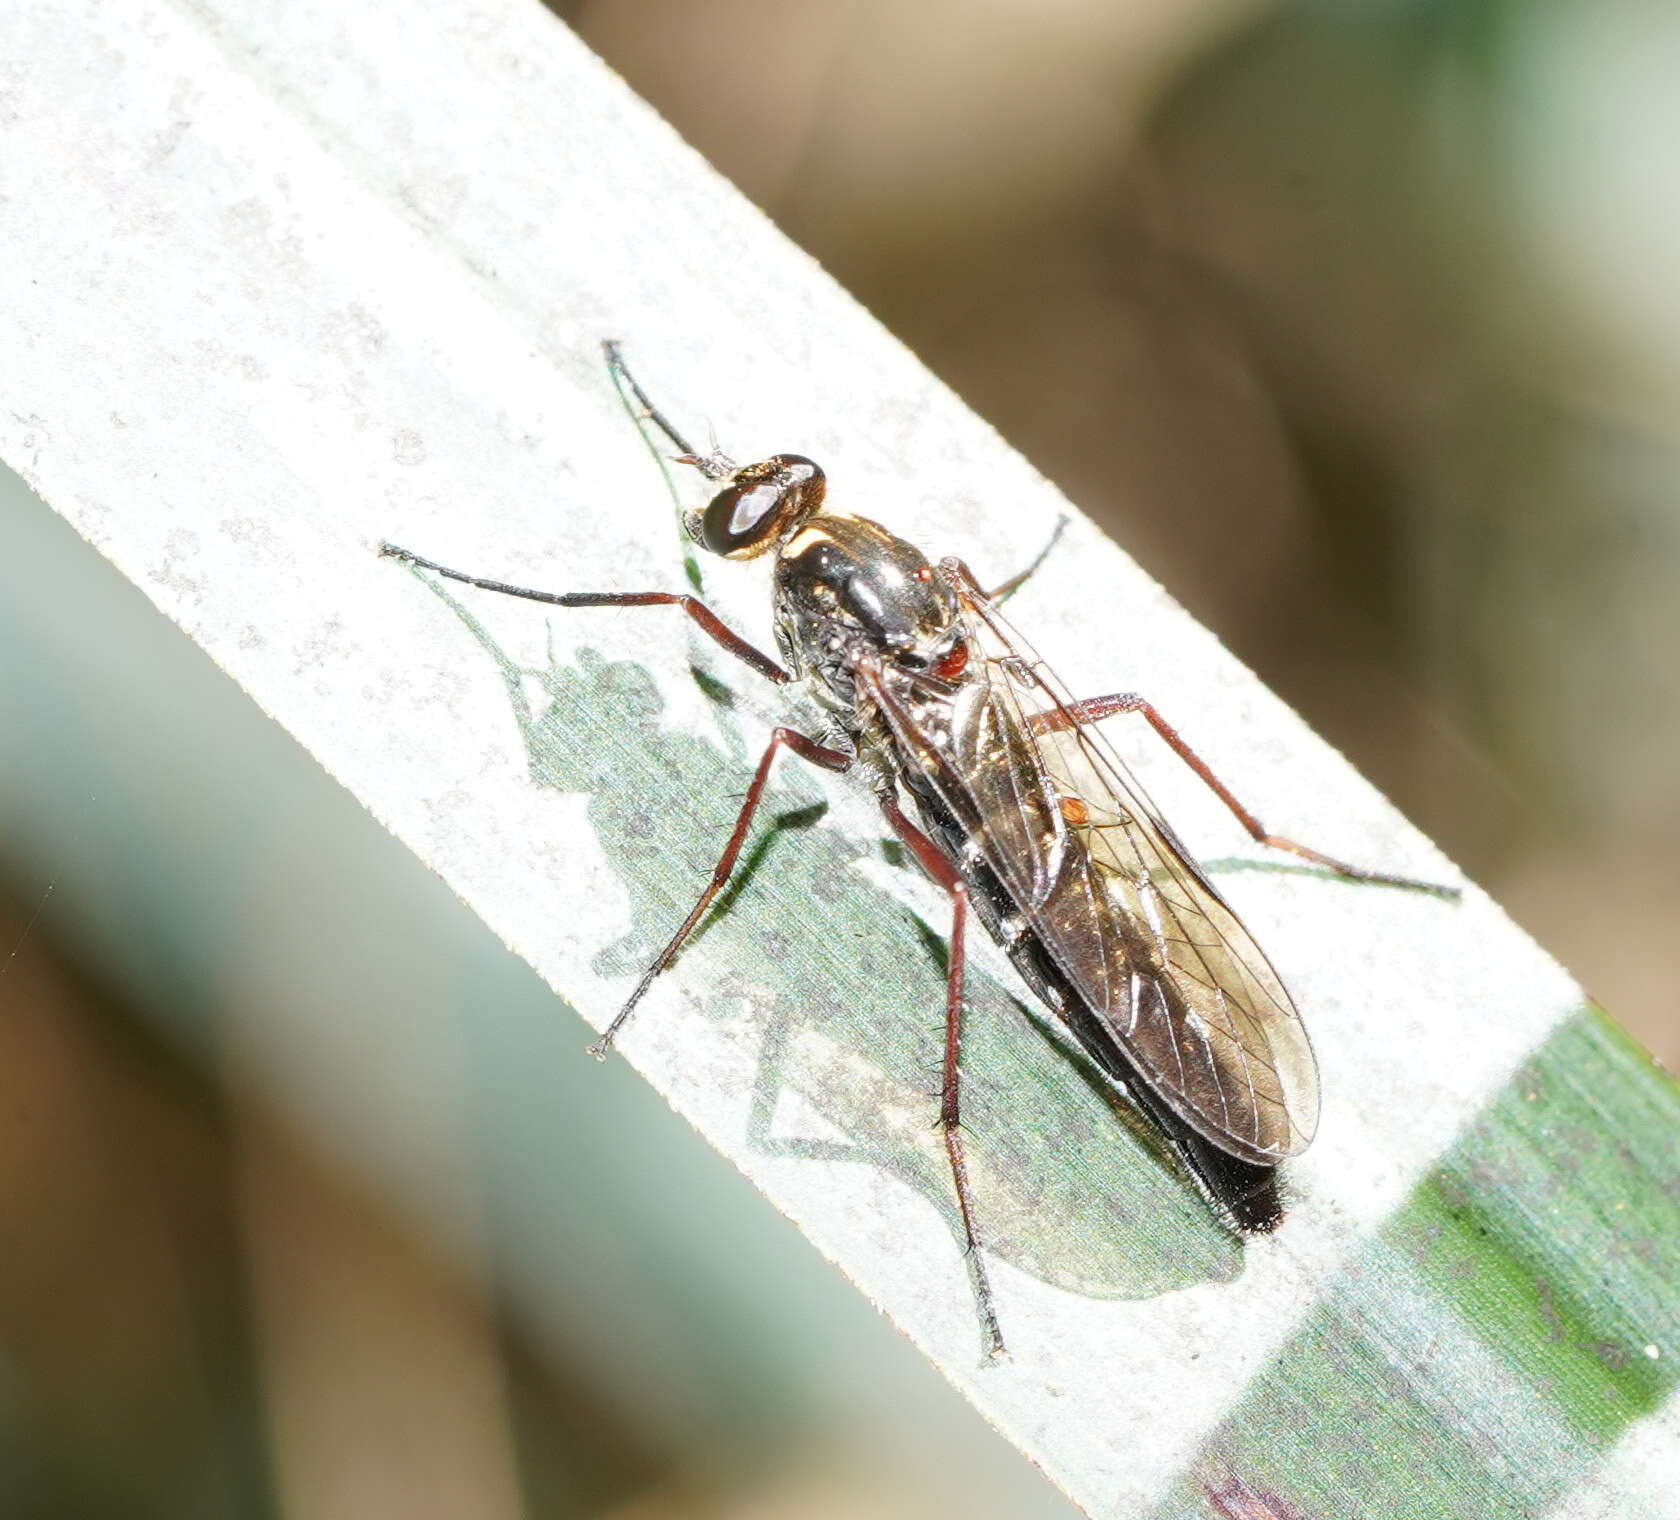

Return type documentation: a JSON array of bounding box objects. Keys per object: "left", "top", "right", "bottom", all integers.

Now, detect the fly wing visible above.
[{"left": 862, "top": 563, "right": 1318, "bottom": 1164}]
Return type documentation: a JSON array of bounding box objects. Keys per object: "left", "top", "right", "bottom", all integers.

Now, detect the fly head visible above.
[{"left": 684, "top": 454, "right": 827, "bottom": 560}]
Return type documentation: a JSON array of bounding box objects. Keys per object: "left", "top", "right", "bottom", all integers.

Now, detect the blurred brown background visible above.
[{"left": 3, "top": 2, "right": 1676, "bottom": 1516}]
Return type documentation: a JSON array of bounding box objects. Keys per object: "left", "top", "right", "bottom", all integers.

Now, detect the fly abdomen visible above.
[{"left": 903, "top": 772, "right": 1285, "bottom": 1234}]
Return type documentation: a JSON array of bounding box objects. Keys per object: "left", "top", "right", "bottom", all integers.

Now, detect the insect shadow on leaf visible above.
[
  {"left": 392, "top": 562, "right": 1245, "bottom": 1321},
  {"left": 381, "top": 343, "right": 1456, "bottom": 1358}
]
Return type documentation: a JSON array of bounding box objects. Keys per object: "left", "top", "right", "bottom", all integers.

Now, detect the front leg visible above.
[
  {"left": 985, "top": 516, "right": 1068, "bottom": 604},
  {"left": 380, "top": 543, "right": 790, "bottom": 685}
]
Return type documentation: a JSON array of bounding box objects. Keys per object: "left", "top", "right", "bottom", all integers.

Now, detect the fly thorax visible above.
[{"left": 773, "top": 513, "right": 964, "bottom": 707}]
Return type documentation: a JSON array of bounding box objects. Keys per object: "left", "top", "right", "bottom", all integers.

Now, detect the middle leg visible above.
[
  {"left": 1034, "top": 692, "right": 1457, "bottom": 894},
  {"left": 590, "top": 726, "right": 852, "bottom": 1058}
]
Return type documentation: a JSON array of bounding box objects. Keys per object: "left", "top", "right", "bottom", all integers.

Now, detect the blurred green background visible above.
[{"left": 4, "top": 1, "right": 1676, "bottom": 1515}]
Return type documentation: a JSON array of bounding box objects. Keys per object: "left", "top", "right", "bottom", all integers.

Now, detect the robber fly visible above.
[{"left": 381, "top": 343, "right": 1453, "bottom": 1357}]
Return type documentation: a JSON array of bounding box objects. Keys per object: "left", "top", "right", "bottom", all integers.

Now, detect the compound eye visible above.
[{"left": 698, "top": 455, "right": 825, "bottom": 559}]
